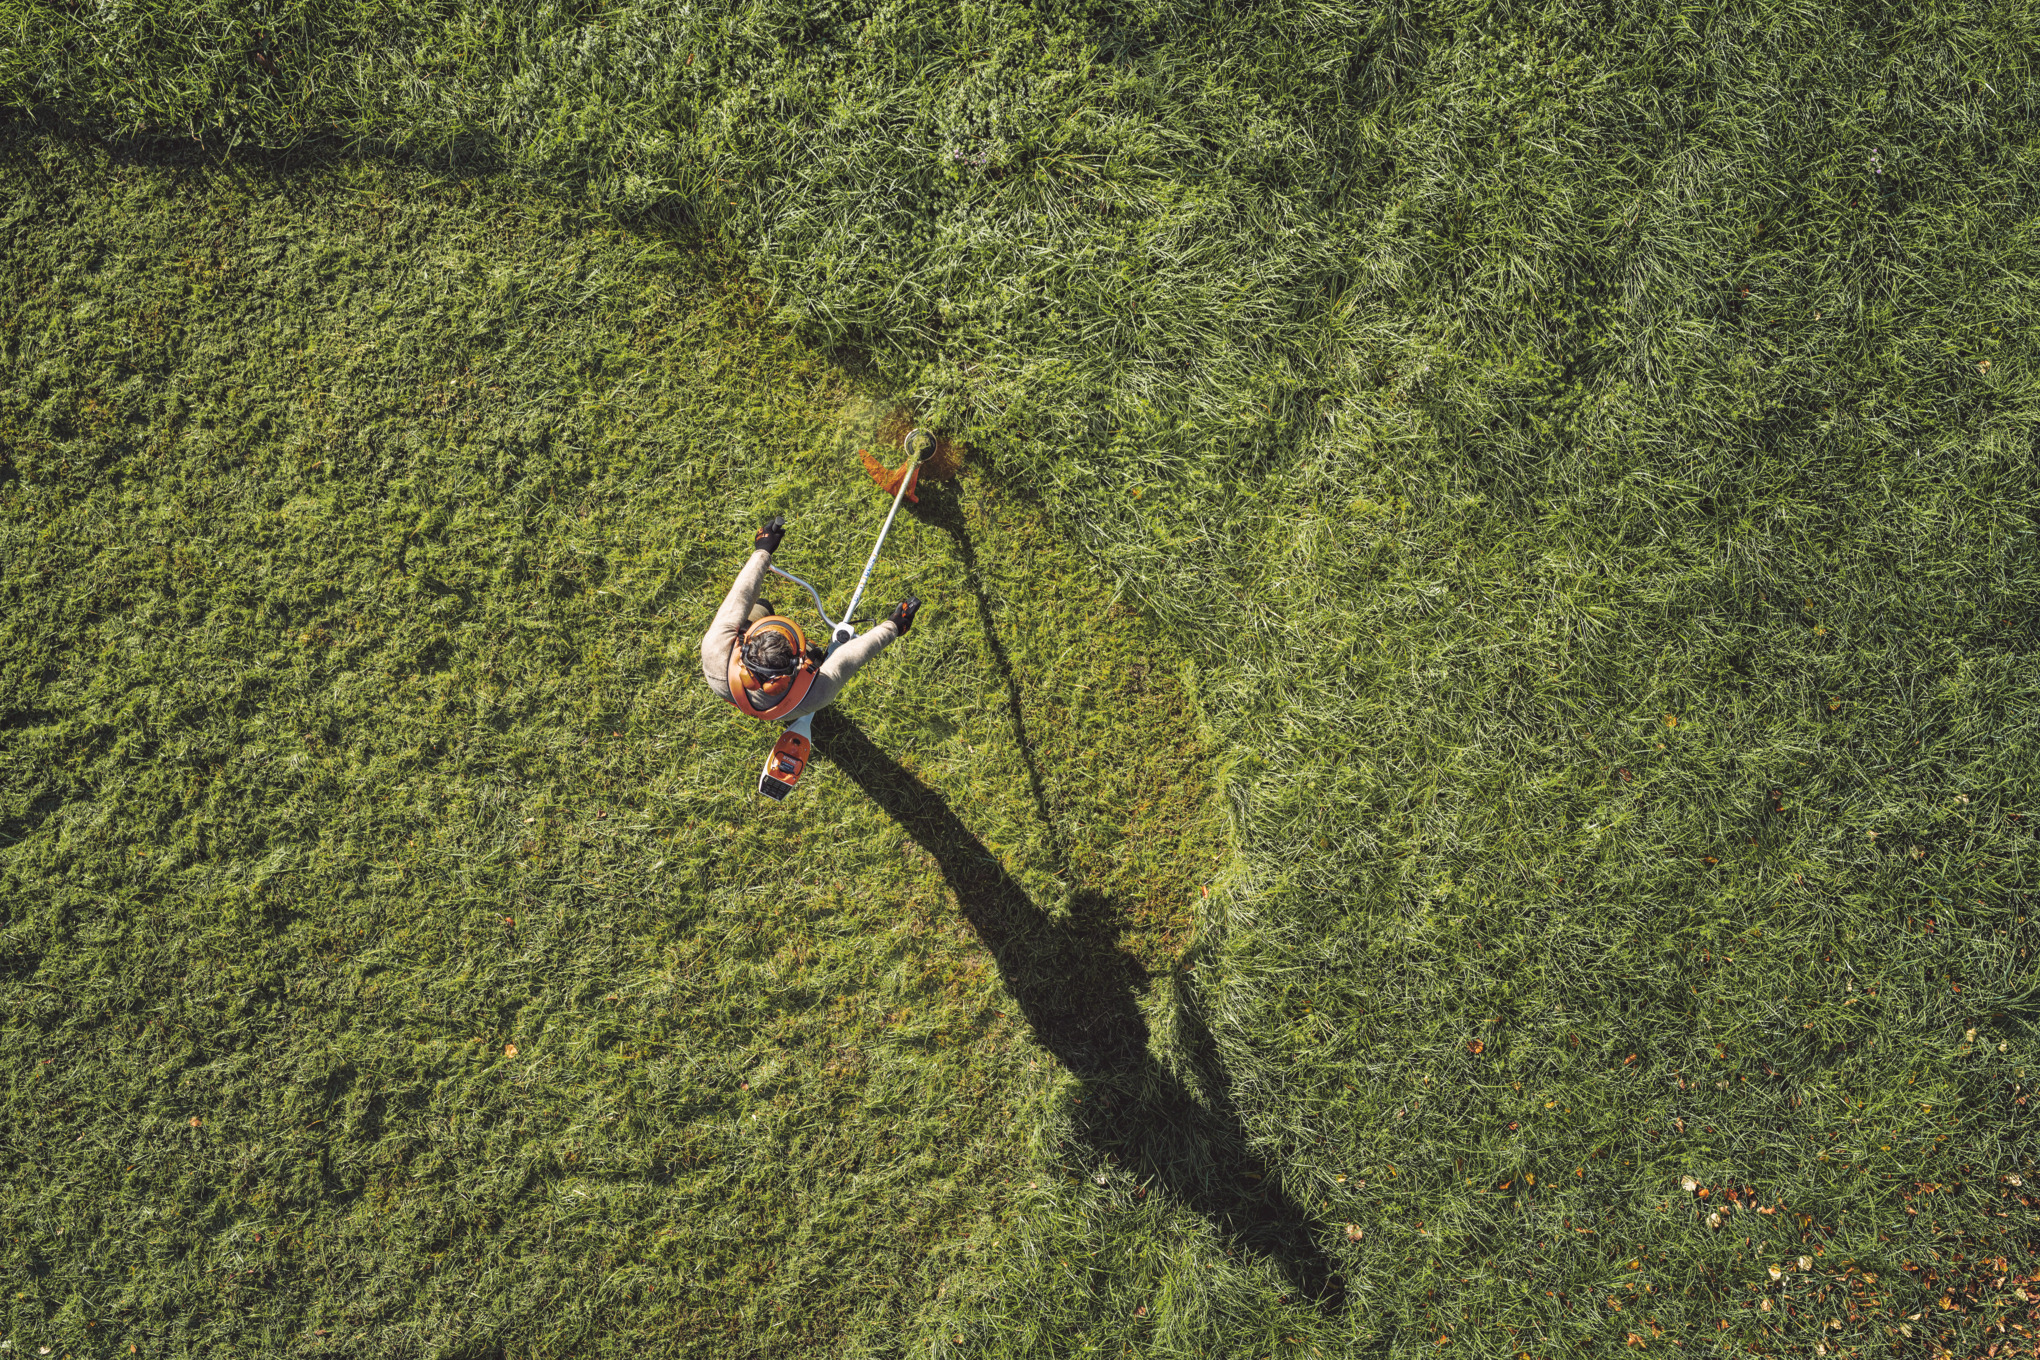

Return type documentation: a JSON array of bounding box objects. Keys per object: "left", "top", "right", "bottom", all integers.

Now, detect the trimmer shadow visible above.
[{"left": 904, "top": 481, "right": 1064, "bottom": 854}]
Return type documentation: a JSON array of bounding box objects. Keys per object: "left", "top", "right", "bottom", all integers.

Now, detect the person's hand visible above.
[
  {"left": 887, "top": 595, "right": 922, "bottom": 636},
  {"left": 754, "top": 515, "right": 786, "bottom": 553}
]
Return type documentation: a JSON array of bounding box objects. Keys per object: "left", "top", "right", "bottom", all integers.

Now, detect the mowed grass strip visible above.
[{"left": 0, "top": 139, "right": 1223, "bottom": 1357}]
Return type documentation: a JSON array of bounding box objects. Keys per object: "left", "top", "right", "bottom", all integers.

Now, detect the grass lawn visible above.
[
  {"left": 0, "top": 138, "right": 1229, "bottom": 1356},
  {"left": 7, "top": 0, "right": 2040, "bottom": 1356}
]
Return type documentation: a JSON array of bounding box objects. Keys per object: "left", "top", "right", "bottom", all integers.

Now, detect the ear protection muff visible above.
[{"left": 736, "top": 617, "right": 811, "bottom": 697}]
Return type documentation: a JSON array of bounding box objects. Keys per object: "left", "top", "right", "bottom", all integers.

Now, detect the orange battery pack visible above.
[{"left": 758, "top": 728, "right": 811, "bottom": 801}]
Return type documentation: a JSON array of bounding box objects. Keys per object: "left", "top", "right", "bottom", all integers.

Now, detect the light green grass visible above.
[{"left": 8, "top": 0, "right": 2040, "bottom": 1356}]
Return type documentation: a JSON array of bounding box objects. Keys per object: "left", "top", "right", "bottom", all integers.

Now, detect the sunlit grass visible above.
[{"left": 5, "top": 0, "right": 2040, "bottom": 1354}]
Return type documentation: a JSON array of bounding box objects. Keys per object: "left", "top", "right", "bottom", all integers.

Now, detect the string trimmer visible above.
[{"left": 755, "top": 428, "right": 934, "bottom": 800}]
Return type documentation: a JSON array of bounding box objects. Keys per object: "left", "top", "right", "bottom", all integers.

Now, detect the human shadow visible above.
[{"left": 810, "top": 713, "right": 1347, "bottom": 1311}]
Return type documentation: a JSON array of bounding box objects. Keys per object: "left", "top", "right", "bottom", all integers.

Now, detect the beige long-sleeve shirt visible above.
[{"left": 700, "top": 549, "right": 900, "bottom": 721}]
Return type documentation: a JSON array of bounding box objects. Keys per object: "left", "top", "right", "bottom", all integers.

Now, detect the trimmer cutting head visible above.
[{"left": 858, "top": 425, "right": 953, "bottom": 503}]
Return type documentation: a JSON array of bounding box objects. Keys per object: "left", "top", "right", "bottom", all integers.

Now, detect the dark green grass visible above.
[
  {"left": 0, "top": 140, "right": 1227, "bottom": 1356},
  {"left": 10, "top": 0, "right": 2040, "bottom": 1356}
]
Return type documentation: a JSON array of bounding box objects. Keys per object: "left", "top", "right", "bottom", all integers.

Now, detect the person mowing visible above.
[{"left": 701, "top": 514, "right": 920, "bottom": 724}]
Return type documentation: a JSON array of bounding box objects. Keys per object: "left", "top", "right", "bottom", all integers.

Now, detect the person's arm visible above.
[
  {"left": 787, "top": 619, "right": 899, "bottom": 718},
  {"left": 700, "top": 525, "right": 783, "bottom": 699}
]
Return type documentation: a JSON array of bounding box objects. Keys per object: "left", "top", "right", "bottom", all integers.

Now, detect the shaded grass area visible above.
[
  {"left": 0, "top": 138, "right": 1231, "bottom": 1356},
  {"left": 9, "top": 0, "right": 2040, "bottom": 1355}
]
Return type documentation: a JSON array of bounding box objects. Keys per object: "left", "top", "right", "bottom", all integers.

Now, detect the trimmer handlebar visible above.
[{"left": 764, "top": 428, "right": 928, "bottom": 661}]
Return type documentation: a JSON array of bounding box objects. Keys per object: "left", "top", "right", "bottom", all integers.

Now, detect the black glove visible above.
[
  {"left": 754, "top": 515, "right": 786, "bottom": 554},
  {"left": 887, "top": 595, "right": 922, "bottom": 636}
]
